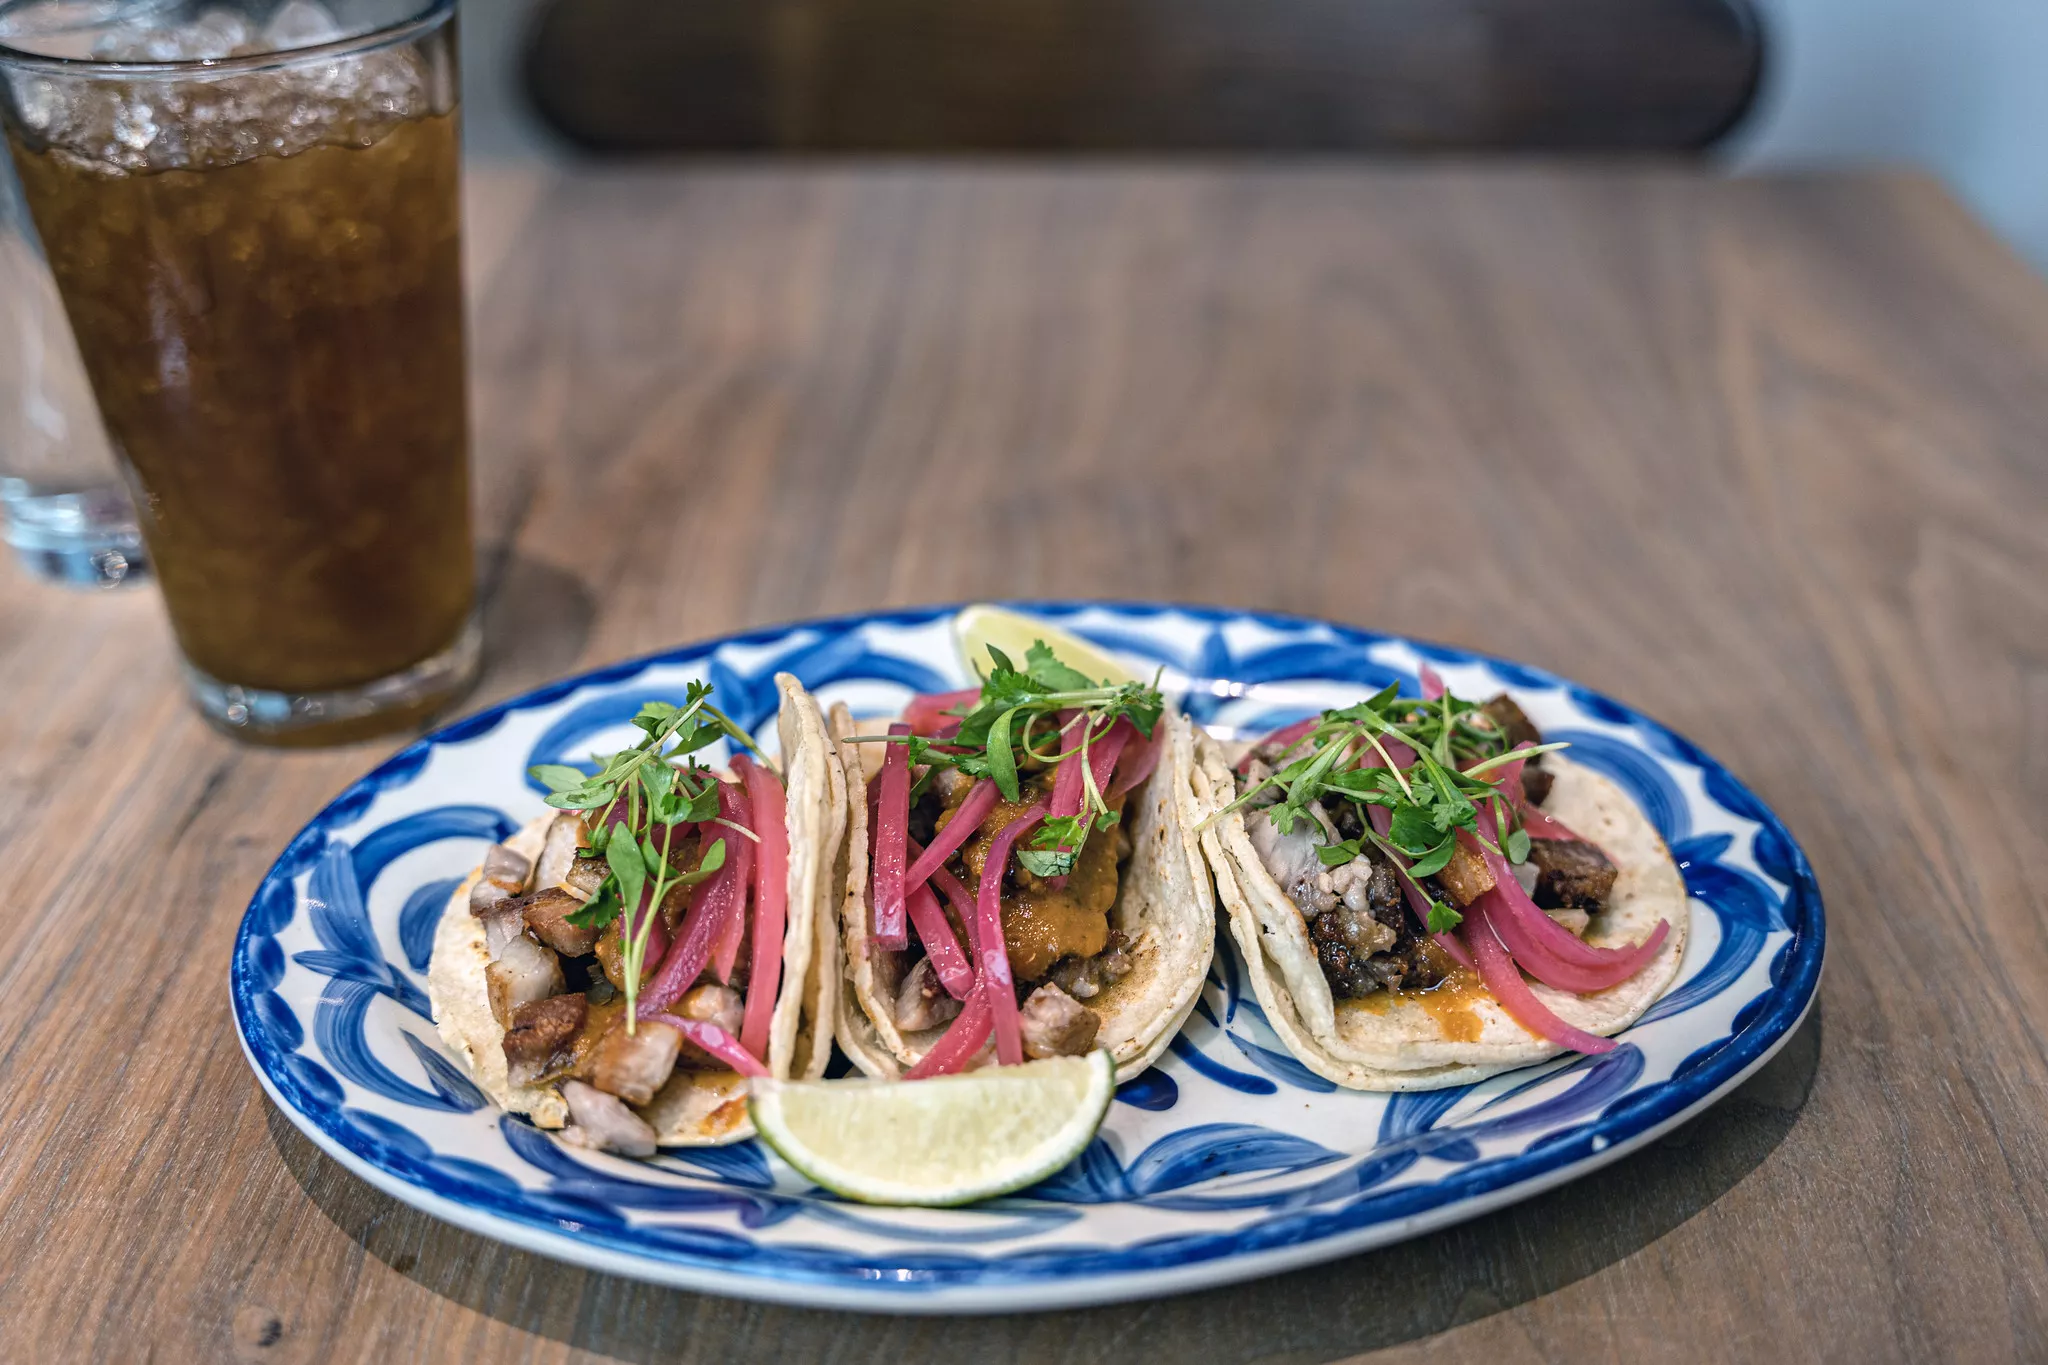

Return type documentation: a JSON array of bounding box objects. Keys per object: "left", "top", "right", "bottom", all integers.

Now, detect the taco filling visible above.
[
  {"left": 841, "top": 639, "right": 1206, "bottom": 1078},
  {"left": 431, "top": 678, "right": 833, "bottom": 1154},
  {"left": 1211, "top": 667, "right": 1666, "bottom": 1056},
  {"left": 888, "top": 764, "right": 1140, "bottom": 1059}
]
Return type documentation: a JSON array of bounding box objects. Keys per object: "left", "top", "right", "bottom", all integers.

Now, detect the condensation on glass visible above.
[{"left": 0, "top": 0, "right": 475, "bottom": 744}]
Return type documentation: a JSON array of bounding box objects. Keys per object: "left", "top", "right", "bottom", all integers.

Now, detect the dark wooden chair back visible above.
[{"left": 522, "top": 0, "right": 1762, "bottom": 154}]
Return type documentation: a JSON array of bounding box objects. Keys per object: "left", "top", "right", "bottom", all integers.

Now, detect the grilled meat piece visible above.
[
  {"left": 478, "top": 902, "right": 526, "bottom": 958},
  {"left": 532, "top": 812, "right": 585, "bottom": 894},
  {"left": 894, "top": 957, "right": 962, "bottom": 1032},
  {"left": 1311, "top": 905, "right": 1397, "bottom": 958},
  {"left": 1482, "top": 693, "right": 1553, "bottom": 804},
  {"left": 1247, "top": 806, "right": 1333, "bottom": 914},
  {"left": 481, "top": 842, "right": 533, "bottom": 893},
  {"left": 469, "top": 877, "right": 511, "bottom": 917},
  {"left": 592, "top": 1019, "right": 682, "bottom": 1105},
  {"left": 519, "top": 886, "right": 601, "bottom": 957},
  {"left": 1322, "top": 854, "right": 1400, "bottom": 915},
  {"left": 1481, "top": 693, "right": 1543, "bottom": 751},
  {"left": 1018, "top": 983, "right": 1099, "bottom": 1059},
  {"left": 560, "top": 1079, "right": 657, "bottom": 1157},
  {"left": 503, "top": 992, "right": 587, "bottom": 1087},
  {"left": 1437, "top": 840, "right": 1496, "bottom": 907},
  {"left": 672, "top": 983, "right": 745, "bottom": 1067},
  {"left": 485, "top": 935, "right": 564, "bottom": 1028},
  {"left": 564, "top": 853, "right": 608, "bottom": 899},
  {"left": 1317, "top": 931, "right": 1449, "bottom": 998},
  {"left": 1047, "top": 930, "right": 1135, "bottom": 1001},
  {"left": 1528, "top": 838, "right": 1617, "bottom": 911}
]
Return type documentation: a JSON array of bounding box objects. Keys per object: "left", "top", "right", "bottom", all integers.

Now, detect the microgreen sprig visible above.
[
  {"left": 1196, "top": 682, "right": 1569, "bottom": 936},
  {"left": 851, "top": 641, "right": 1166, "bottom": 878},
  {"left": 530, "top": 683, "right": 758, "bottom": 1028}
]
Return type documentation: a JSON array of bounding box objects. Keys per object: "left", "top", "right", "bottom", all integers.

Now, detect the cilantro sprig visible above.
[
  {"left": 1200, "top": 682, "right": 1568, "bottom": 935},
  {"left": 853, "top": 641, "right": 1166, "bottom": 879},
  {"left": 528, "top": 684, "right": 759, "bottom": 1029}
]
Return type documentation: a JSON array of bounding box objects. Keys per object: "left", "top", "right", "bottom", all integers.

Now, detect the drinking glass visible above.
[
  {"left": 0, "top": 0, "right": 476, "bottom": 744},
  {"left": 0, "top": 140, "right": 143, "bottom": 588}
]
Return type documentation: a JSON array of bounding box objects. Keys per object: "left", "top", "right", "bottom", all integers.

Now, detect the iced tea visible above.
[{"left": 0, "top": 0, "right": 474, "bottom": 742}]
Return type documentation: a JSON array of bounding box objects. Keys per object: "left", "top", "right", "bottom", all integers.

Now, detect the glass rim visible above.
[{"left": 0, "top": 0, "right": 454, "bottom": 77}]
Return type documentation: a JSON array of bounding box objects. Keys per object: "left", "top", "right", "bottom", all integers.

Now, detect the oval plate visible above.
[{"left": 231, "top": 603, "right": 1823, "bottom": 1313}]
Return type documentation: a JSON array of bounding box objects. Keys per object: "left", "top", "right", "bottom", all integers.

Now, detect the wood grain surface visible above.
[{"left": 3, "top": 164, "right": 2046, "bottom": 1364}]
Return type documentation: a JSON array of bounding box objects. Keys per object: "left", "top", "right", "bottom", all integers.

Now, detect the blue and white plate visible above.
[{"left": 231, "top": 603, "right": 1823, "bottom": 1313}]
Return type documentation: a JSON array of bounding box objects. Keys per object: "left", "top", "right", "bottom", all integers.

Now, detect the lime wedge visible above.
[
  {"left": 954, "top": 604, "right": 1139, "bottom": 688},
  {"left": 748, "top": 1051, "right": 1115, "bottom": 1206}
]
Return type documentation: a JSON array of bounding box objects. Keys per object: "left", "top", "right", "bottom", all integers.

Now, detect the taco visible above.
[
  {"left": 1191, "top": 673, "right": 1687, "bottom": 1091},
  {"left": 831, "top": 638, "right": 1213, "bottom": 1083},
  {"left": 427, "top": 672, "right": 842, "bottom": 1151}
]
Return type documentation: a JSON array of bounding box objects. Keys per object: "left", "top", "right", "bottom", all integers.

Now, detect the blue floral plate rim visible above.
[{"left": 230, "top": 600, "right": 1825, "bottom": 1313}]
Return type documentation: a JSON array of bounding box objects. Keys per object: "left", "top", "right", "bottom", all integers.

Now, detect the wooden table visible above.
[{"left": 5, "top": 164, "right": 2046, "bottom": 1364}]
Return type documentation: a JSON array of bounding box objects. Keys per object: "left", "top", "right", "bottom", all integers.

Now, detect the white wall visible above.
[{"left": 1732, "top": 0, "right": 2048, "bottom": 272}]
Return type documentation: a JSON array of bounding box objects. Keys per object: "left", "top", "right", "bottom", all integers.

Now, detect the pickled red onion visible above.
[
  {"left": 735, "top": 757, "right": 789, "bottom": 1062},
  {"left": 1420, "top": 664, "right": 1446, "bottom": 700},
  {"left": 1520, "top": 801, "right": 1584, "bottom": 843},
  {"left": 1049, "top": 719, "right": 1129, "bottom": 888},
  {"left": 904, "top": 989, "right": 992, "bottom": 1079},
  {"left": 904, "top": 779, "right": 996, "bottom": 892},
  {"left": 905, "top": 883, "right": 974, "bottom": 999},
  {"left": 1045, "top": 711, "right": 1090, "bottom": 835},
  {"left": 649, "top": 1015, "right": 769, "bottom": 1077},
  {"left": 1479, "top": 886, "right": 1668, "bottom": 993},
  {"left": 1460, "top": 900, "right": 1616, "bottom": 1054},
  {"left": 707, "top": 781, "right": 756, "bottom": 984},
  {"left": 1472, "top": 807, "right": 1663, "bottom": 974},
  {"left": 1084, "top": 720, "right": 1131, "bottom": 804},
  {"left": 1106, "top": 717, "right": 1162, "bottom": 803},
  {"left": 921, "top": 860, "right": 981, "bottom": 996},
  {"left": 640, "top": 788, "right": 751, "bottom": 1018},
  {"left": 903, "top": 688, "right": 981, "bottom": 736},
  {"left": 976, "top": 802, "right": 1046, "bottom": 1065},
  {"left": 1236, "top": 715, "right": 1320, "bottom": 772},
  {"left": 870, "top": 722, "right": 912, "bottom": 951},
  {"left": 865, "top": 788, "right": 976, "bottom": 997}
]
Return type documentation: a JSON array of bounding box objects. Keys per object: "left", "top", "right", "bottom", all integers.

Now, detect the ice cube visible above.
[
  {"left": 261, "top": 0, "right": 342, "bottom": 51},
  {"left": 187, "top": 9, "right": 256, "bottom": 60},
  {"left": 112, "top": 102, "right": 160, "bottom": 150}
]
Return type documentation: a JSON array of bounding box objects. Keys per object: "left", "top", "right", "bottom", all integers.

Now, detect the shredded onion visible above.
[
  {"left": 1420, "top": 664, "right": 1446, "bottom": 700},
  {"left": 1459, "top": 901, "right": 1616, "bottom": 1054},
  {"left": 903, "top": 688, "right": 982, "bottom": 736},
  {"left": 862, "top": 782, "right": 978, "bottom": 998},
  {"left": 1479, "top": 886, "right": 1667, "bottom": 993},
  {"left": 902, "top": 828, "right": 975, "bottom": 998},
  {"left": 975, "top": 802, "right": 1046, "bottom": 1065},
  {"left": 904, "top": 990, "right": 993, "bottom": 1079},
  {"left": 707, "top": 781, "right": 756, "bottom": 984},
  {"left": 1236, "top": 715, "right": 1320, "bottom": 772},
  {"left": 1049, "top": 719, "right": 1129, "bottom": 889},
  {"left": 922, "top": 861, "right": 982, "bottom": 996},
  {"left": 648, "top": 1014, "right": 768, "bottom": 1077},
  {"left": 870, "top": 722, "right": 912, "bottom": 951},
  {"left": 735, "top": 758, "right": 789, "bottom": 1062},
  {"left": 639, "top": 784, "right": 751, "bottom": 1018},
  {"left": 1472, "top": 808, "right": 1663, "bottom": 974},
  {"left": 903, "top": 779, "right": 996, "bottom": 893},
  {"left": 1106, "top": 717, "right": 1162, "bottom": 803},
  {"left": 1045, "top": 710, "right": 1090, "bottom": 836}
]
